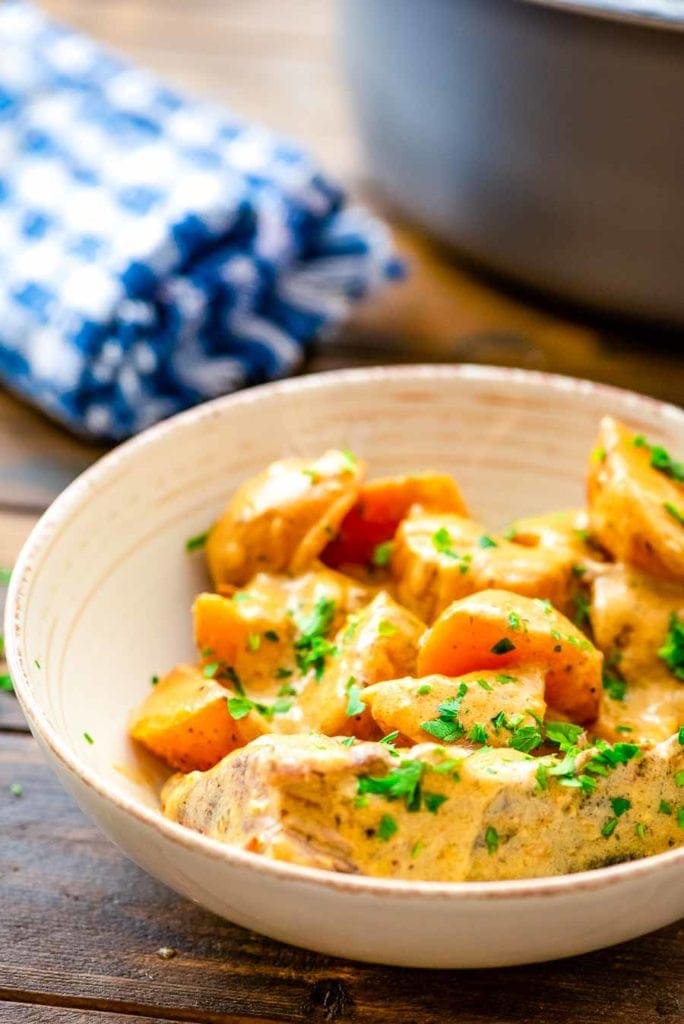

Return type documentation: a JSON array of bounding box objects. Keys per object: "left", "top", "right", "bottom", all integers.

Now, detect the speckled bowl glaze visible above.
[{"left": 6, "top": 366, "right": 684, "bottom": 968}]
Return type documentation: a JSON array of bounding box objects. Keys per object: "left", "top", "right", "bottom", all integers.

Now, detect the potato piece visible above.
[
  {"left": 588, "top": 416, "right": 684, "bottom": 582},
  {"left": 206, "top": 449, "right": 365, "bottom": 586},
  {"left": 365, "top": 668, "right": 546, "bottom": 748},
  {"left": 323, "top": 472, "right": 467, "bottom": 569},
  {"left": 417, "top": 590, "right": 602, "bottom": 722},
  {"left": 590, "top": 563, "right": 684, "bottom": 744},
  {"left": 393, "top": 512, "right": 578, "bottom": 622},
  {"left": 163, "top": 732, "right": 684, "bottom": 881},
  {"left": 295, "top": 591, "right": 425, "bottom": 738},
  {"left": 129, "top": 664, "right": 267, "bottom": 772},
  {"left": 193, "top": 566, "right": 374, "bottom": 697}
]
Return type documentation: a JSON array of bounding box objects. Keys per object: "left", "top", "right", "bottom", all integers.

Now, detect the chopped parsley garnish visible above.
[
  {"left": 431, "top": 527, "right": 471, "bottom": 573},
  {"left": 535, "top": 763, "right": 548, "bottom": 791},
  {"left": 372, "top": 541, "right": 393, "bottom": 567},
  {"left": 664, "top": 502, "right": 684, "bottom": 527},
  {"left": 83, "top": 732, "right": 94, "bottom": 745},
  {"left": 276, "top": 667, "right": 294, "bottom": 679},
  {"left": 658, "top": 613, "right": 684, "bottom": 681},
  {"left": 358, "top": 760, "right": 424, "bottom": 811},
  {"left": 545, "top": 721, "right": 583, "bottom": 750},
  {"left": 0, "top": 674, "right": 13, "bottom": 692},
  {"left": 0, "top": 567, "right": 12, "bottom": 584},
  {"left": 478, "top": 534, "right": 498, "bottom": 549},
  {"left": 294, "top": 597, "right": 337, "bottom": 679},
  {"left": 591, "top": 446, "right": 606, "bottom": 463},
  {"left": 659, "top": 800, "right": 672, "bottom": 815},
  {"left": 227, "top": 695, "right": 292, "bottom": 720},
  {"left": 477, "top": 678, "right": 493, "bottom": 692},
  {"left": 611, "top": 796, "right": 631, "bottom": 817},
  {"left": 633, "top": 434, "right": 684, "bottom": 483},
  {"left": 264, "top": 630, "right": 279, "bottom": 643},
  {"left": 507, "top": 611, "right": 521, "bottom": 630},
  {"left": 9, "top": 782, "right": 22, "bottom": 797},
  {"left": 571, "top": 563, "right": 587, "bottom": 578},
  {"left": 533, "top": 598, "right": 553, "bottom": 615},
  {"left": 601, "top": 818, "right": 617, "bottom": 838},
  {"left": 679, "top": 727, "right": 684, "bottom": 744},
  {"left": 378, "top": 814, "right": 398, "bottom": 841},
  {"left": 202, "top": 661, "right": 219, "bottom": 679},
  {"left": 345, "top": 677, "right": 366, "bottom": 717},
  {"left": 678, "top": 808, "right": 684, "bottom": 829},
  {"left": 485, "top": 826, "right": 499, "bottom": 854},
  {"left": 411, "top": 840, "right": 425, "bottom": 858},
  {"left": 423, "top": 792, "right": 448, "bottom": 814},
  {"left": 220, "top": 665, "right": 245, "bottom": 694},
  {"left": 416, "top": 683, "right": 433, "bottom": 696},
  {"left": 509, "top": 725, "right": 543, "bottom": 753},
  {"left": 339, "top": 736, "right": 355, "bottom": 748},
  {"left": 676, "top": 771, "right": 684, "bottom": 787},
  {"left": 603, "top": 671, "right": 627, "bottom": 702},
  {"left": 496, "top": 673, "right": 516, "bottom": 684},
  {"left": 573, "top": 593, "right": 591, "bottom": 628},
  {"left": 635, "top": 822, "right": 646, "bottom": 839},
  {"left": 574, "top": 528, "right": 591, "bottom": 543},
  {"left": 247, "top": 633, "right": 261, "bottom": 652},
  {"left": 420, "top": 683, "right": 468, "bottom": 742},
  {"left": 468, "top": 723, "right": 488, "bottom": 744},
  {"left": 430, "top": 757, "right": 461, "bottom": 777},
  {"left": 377, "top": 620, "right": 398, "bottom": 637},
  {"left": 490, "top": 637, "right": 515, "bottom": 655},
  {"left": 341, "top": 449, "right": 358, "bottom": 473},
  {"left": 150, "top": 674, "right": 159, "bottom": 686},
  {"left": 379, "top": 730, "right": 400, "bottom": 747},
  {"left": 277, "top": 682, "right": 297, "bottom": 697},
  {"left": 233, "top": 591, "right": 252, "bottom": 603},
  {"left": 185, "top": 530, "right": 209, "bottom": 552},
  {"left": 502, "top": 526, "right": 517, "bottom": 541}
]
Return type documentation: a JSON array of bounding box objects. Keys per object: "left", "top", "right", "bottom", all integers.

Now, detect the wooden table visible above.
[{"left": 1, "top": 2, "right": 682, "bottom": 1021}]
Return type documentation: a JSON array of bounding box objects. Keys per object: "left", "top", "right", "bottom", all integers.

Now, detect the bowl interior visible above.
[{"left": 10, "top": 366, "right": 684, "bottom": 822}]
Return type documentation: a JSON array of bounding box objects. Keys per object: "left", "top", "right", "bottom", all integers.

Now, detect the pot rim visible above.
[{"left": 521, "top": 0, "right": 684, "bottom": 31}]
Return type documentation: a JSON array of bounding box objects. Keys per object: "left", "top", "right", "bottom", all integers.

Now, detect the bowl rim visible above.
[
  {"left": 521, "top": 0, "right": 684, "bottom": 31},
  {"left": 7, "top": 363, "right": 684, "bottom": 901}
]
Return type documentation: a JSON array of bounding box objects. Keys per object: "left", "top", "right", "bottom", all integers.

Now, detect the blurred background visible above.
[{"left": 31, "top": 0, "right": 684, "bottom": 408}]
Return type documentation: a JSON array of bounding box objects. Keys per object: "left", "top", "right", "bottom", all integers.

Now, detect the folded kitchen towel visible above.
[{"left": 0, "top": 2, "right": 402, "bottom": 440}]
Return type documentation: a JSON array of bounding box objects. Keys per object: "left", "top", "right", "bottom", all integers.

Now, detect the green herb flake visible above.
[
  {"left": 490, "top": 637, "right": 515, "bottom": 655},
  {"left": 635, "top": 822, "right": 646, "bottom": 839},
  {"left": 420, "top": 683, "right": 468, "bottom": 743},
  {"left": 573, "top": 593, "right": 591, "bottom": 628},
  {"left": 611, "top": 796, "right": 631, "bottom": 817},
  {"left": 615, "top": 725, "right": 633, "bottom": 734},
  {"left": 496, "top": 673, "right": 516, "bottom": 685},
  {"left": 478, "top": 534, "right": 498, "bottom": 549},
  {"left": 601, "top": 817, "right": 618, "bottom": 838},
  {"left": 507, "top": 611, "right": 521, "bottom": 630},
  {"left": 509, "top": 725, "right": 543, "bottom": 754},
  {"left": 658, "top": 613, "right": 684, "bottom": 681},
  {"left": 545, "top": 721, "right": 583, "bottom": 751},
  {"left": 9, "top": 782, "right": 22, "bottom": 798},
  {"left": 534, "top": 598, "right": 553, "bottom": 615},
  {"left": 678, "top": 808, "right": 684, "bottom": 830},
  {"left": 264, "top": 630, "right": 279, "bottom": 643},
  {"left": 233, "top": 591, "right": 253, "bottom": 603},
  {"left": 345, "top": 677, "right": 366, "bottom": 717},
  {"left": 378, "top": 814, "right": 398, "bottom": 841},
  {"left": 679, "top": 727, "right": 684, "bottom": 744},
  {"left": 411, "top": 840, "right": 425, "bottom": 858},
  {"left": 664, "top": 502, "right": 684, "bottom": 527},
  {"left": 150, "top": 674, "right": 159, "bottom": 686},
  {"left": 416, "top": 683, "right": 433, "bottom": 696},
  {"left": 202, "top": 661, "right": 219, "bottom": 679},
  {"left": 185, "top": 530, "right": 209, "bottom": 553},
  {"left": 502, "top": 526, "right": 517, "bottom": 541},
  {"left": 83, "top": 732, "right": 94, "bottom": 745},
  {"left": 247, "top": 633, "right": 261, "bottom": 653},
  {"left": 277, "top": 682, "right": 297, "bottom": 697},
  {"left": 379, "top": 730, "right": 400, "bottom": 747},
  {"left": 377, "top": 620, "right": 398, "bottom": 638},
  {"left": 372, "top": 541, "right": 393, "bottom": 567},
  {"left": 603, "top": 671, "right": 627, "bottom": 702},
  {"left": 294, "top": 597, "right": 337, "bottom": 679},
  {"left": 0, "top": 674, "right": 13, "bottom": 692},
  {"left": 276, "top": 667, "right": 294, "bottom": 679},
  {"left": 659, "top": 800, "right": 672, "bottom": 815},
  {"left": 477, "top": 678, "right": 493, "bottom": 692},
  {"left": 485, "top": 825, "right": 499, "bottom": 854},
  {"left": 354, "top": 795, "right": 369, "bottom": 808},
  {"left": 227, "top": 696, "right": 254, "bottom": 720},
  {"left": 468, "top": 723, "right": 488, "bottom": 744},
  {"left": 340, "top": 736, "right": 355, "bottom": 748},
  {"left": 674, "top": 771, "right": 684, "bottom": 787},
  {"left": 571, "top": 563, "right": 587, "bottom": 578},
  {"left": 358, "top": 760, "right": 424, "bottom": 811},
  {"left": 423, "top": 792, "right": 448, "bottom": 814},
  {"left": 431, "top": 527, "right": 471, "bottom": 572},
  {"left": 341, "top": 449, "right": 358, "bottom": 473},
  {"left": 535, "top": 763, "right": 548, "bottom": 792}
]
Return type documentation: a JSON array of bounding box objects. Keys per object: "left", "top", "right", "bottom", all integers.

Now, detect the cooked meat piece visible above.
[{"left": 162, "top": 733, "right": 684, "bottom": 881}]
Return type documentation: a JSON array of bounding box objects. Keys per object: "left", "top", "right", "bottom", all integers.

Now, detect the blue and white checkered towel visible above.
[{"left": 0, "top": 2, "right": 401, "bottom": 440}]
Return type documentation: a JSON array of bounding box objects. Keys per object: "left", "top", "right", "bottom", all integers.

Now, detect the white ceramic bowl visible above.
[{"left": 6, "top": 365, "right": 684, "bottom": 968}]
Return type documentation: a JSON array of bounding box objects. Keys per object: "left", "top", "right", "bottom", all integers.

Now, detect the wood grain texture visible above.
[
  {"left": 0, "top": 1002, "right": 185, "bottom": 1023},
  {"left": 1, "top": 732, "right": 682, "bottom": 1024}
]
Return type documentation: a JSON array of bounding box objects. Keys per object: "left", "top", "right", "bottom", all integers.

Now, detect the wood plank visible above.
[
  {"left": 0, "top": 1000, "right": 186, "bottom": 1023},
  {"left": 0, "top": 732, "right": 681, "bottom": 1024}
]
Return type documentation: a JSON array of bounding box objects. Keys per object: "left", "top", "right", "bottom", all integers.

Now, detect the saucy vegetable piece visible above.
[
  {"left": 322, "top": 472, "right": 467, "bottom": 569},
  {"left": 206, "top": 449, "right": 366, "bottom": 587},
  {"left": 364, "top": 667, "right": 546, "bottom": 748},
  {"left": 590, "top": 563, "right": 684, "bottom": 745},
  {"left": 417, "top": 590, "right": 602, "bottom": 722},
  {"left": 392, "top": 512, "right": 579, "bottom": 622},
  {"left": 129, "top": 664, "right": 268, "bottom": 772},
  {"left": 588, "top": 416, "right": 684, "bottom": 583}
]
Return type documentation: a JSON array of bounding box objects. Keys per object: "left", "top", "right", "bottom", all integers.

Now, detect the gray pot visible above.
[{"left": 341, "top": 0, "right": 684, "bottom": 323}]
